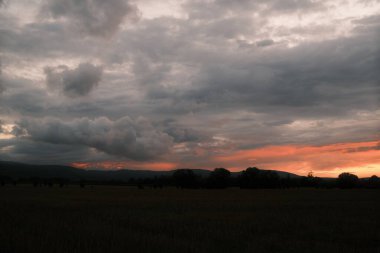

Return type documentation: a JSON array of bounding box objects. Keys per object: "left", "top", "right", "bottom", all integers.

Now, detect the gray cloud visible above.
[
  {"left": 256, "top": 39, "right": 274, "bottom": 47},
  {"left": 352, "top": 14, "right": 380, "bottom": 25},
  {"left": 0, "top": 85, "right": 50, "bottom": 116},
  {"left": 41, "top": 0, "right": 139, "bottom": 37},
  {"left": 0, "top": 60, "right": 4, "bottom": 94},
  {"left": 179, "top": 32, "right": 380, "bottom": 115},
  {"left": 344, "top": 143, "right": 380, "bottom": 153},
  {"left": 185, "top": 0, "right": 324, "bottom": 21},
  {"left": 0, "top": 21, "right": 106, "bottom": 59},
  {"left": 267, "top": 0, "right": 324, "bottom": 13},
  {"left": 161, "top": 119, "right": 206, "bottom": 143},
  {"left": 112, "top": 12, "right": 377, "bottom": 119},
  {"left": 17, "top": 116, "right": 173, "bottom": 161},
  {"left": 0, "top": 137, "right": 95, "bottom": 164},
  {"left": 165, "top": 127, "right": 201, "bottom": 142},
  {"left": 44, "top": 63, "right": 103, "bottom": 97}
]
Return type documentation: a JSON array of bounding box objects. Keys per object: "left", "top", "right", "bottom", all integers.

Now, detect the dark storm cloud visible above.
[
  {"left": 17, "top": 116, "right": 173, "bottom": 161},
  {"left": 0, "top": 138, "right": 94, "bottom": 164},
  {"left": 44, "top": 63, "right": 103, "bottom": 97},
  {"left": 41, "top": 0, "right": 140, "bottom": 37},
  {"left": 180, "top": 32, "right": 380, "bottom": 115}
]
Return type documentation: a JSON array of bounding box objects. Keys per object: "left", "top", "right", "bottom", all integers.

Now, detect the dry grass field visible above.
[{"left": 0, "top": 186, "right": 379, "bottom": 253}]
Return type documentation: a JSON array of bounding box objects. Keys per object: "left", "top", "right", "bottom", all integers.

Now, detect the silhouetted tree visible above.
[
  {"left": 337, "top": 172, "right": 359, "bottom": 189},
  {"left": 207, "top": 168, "right": 231, "bottom": 188},
  {"left": 172, "top": 169, "right": 199, "bottom": 189},
  {"left": 238, "top": 167, "right": 280, "bottom": 188},
  {"left": 368, "top": 175, "right": 380, "bottom": 189},
  {"left": 238, "top": 167, "right": 260, "bottom": 188},
  {"left": 306, "top": 171, "right": 321, "bottom": 188}
]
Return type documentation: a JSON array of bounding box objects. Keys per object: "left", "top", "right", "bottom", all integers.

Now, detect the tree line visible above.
[
  {"left": 1, "top": 167, "right": 379, "bottom": 189},
  {"left": 170, "top": 168, "right": 380, "bottom": 189}
]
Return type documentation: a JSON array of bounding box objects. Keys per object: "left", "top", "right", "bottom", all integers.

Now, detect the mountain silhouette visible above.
[{"left": 0, "top": 160, "right": 300, "bottom": 181}]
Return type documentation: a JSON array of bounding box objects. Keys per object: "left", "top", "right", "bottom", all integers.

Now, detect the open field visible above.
[{"left": 0, "top": 186, "right": 379, "bottom": 253}]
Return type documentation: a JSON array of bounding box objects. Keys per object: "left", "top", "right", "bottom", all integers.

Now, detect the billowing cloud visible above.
[
  {"left": 40, "top": 0, "right": 139, "bottom": 37},
  {"left": 0, "top": 135, "right": 104, "bottom": 164},
  {"left": 164, "top": 126, "right": 203, "bottom": 143},
  {"left": 17, "top": 116, "right": 173, "bottom": 161},
  {"left": 44, "top": 63, "right": 103, "bottom": 97}
]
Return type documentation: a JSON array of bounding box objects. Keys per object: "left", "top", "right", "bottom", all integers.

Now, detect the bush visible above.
[
  {"left": 337, "top": 173, "right": 359, "bottom": 189},
  {"left": 207, "top": 168, "right": 231, "bottom": 188},
  {"left": 172, "top": 169, "right": 200, "bottom": 189}
]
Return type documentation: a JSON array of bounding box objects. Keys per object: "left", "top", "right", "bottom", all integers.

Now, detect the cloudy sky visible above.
[{"left": 0, "top": 0, "right": 379, "bottom": 177}]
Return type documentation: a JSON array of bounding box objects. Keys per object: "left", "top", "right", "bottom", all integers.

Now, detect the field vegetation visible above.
[{"left": 0, "top": 186, "right": 379, "bottom": 253}]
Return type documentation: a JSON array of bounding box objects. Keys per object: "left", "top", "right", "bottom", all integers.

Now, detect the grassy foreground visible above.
[{"left": 0, "top": 186, "right": 379, "bottom": 253}]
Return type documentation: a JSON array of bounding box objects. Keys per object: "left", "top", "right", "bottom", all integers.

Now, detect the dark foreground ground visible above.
[{"left": 0, "top": 186, "right": 379, "bottom": 253}]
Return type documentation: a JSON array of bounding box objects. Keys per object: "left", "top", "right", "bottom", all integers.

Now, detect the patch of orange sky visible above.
[
  {"left": 214, "top": 140, "right": 380, "bottom": 177},
  {"left": 71, "top": 140, "right": 380, "bottom": 178}
]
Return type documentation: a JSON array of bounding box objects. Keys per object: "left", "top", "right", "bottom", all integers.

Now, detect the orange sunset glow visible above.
[
  {"left": 71, "top": 140, "right": 380, "bottom": 178},
  {"left": 213, "top": 140, "right": 380, "bottom": 177}
]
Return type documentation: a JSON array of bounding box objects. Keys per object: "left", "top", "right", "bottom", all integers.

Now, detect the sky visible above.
[{"left": 0, "top": 0, "right": 379, "bottom": 177}]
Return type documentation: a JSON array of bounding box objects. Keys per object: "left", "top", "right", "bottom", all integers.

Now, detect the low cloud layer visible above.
[
  {"left": 17, "top": 117, "right": 173, "bottom": 161},
  {"left": 44, "top": 63, "right": 103, "bottom": 97}
]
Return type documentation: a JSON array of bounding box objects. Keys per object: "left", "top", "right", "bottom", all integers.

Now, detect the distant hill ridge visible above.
[{"left": 0, "top": 160, "right": 300, "bottom": 181}]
